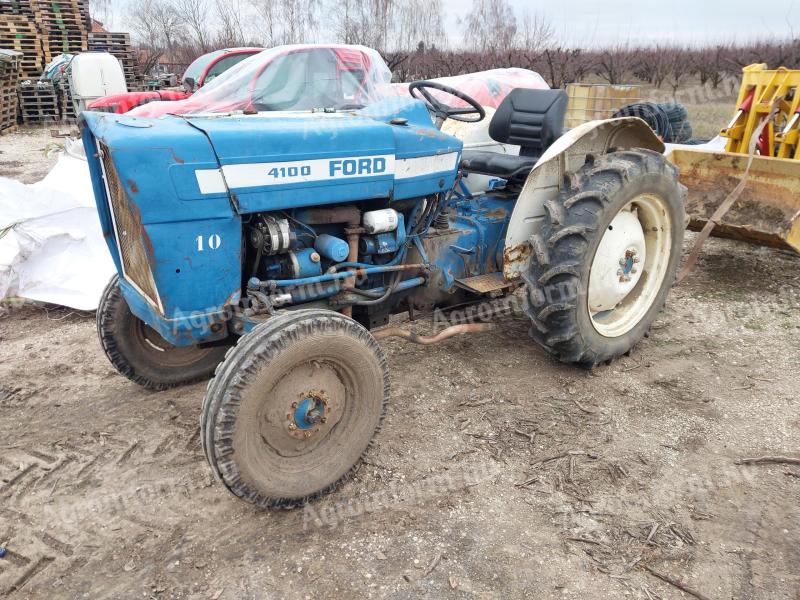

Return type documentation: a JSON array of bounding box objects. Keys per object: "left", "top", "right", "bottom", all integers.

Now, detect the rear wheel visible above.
[
  {"left": 97, "top": 275, "right": 229, "bottom": 390},
  {"left": 201, "top": 309, "right": 389, "bottom": 509},
  {"left": 523, "top": 149, "right": 685, "bottom": 367}
]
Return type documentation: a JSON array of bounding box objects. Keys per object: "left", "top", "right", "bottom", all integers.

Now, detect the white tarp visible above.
[{"left": 0, "top": 151, "right": 114, "bottom": 310}]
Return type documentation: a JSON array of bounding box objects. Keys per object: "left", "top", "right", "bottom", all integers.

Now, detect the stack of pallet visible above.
[
  {"left": 0, "top": 49, "right": 21, "bottom": 132},
  {"left": 88, "top": 31, "right": 140, "bottom": 91},
  {"left": 0, "top": 0, "right": 34, "bottom": 17},
  {"left": 18, "top": 79, "right": 58, "bottom": 123},
  {"left": 56, "top": 73, "right": 74, "bottom": 120},
  {"left": 34, "top": 0, "right": 89, "bottom": 66},
  {"left": 0, "top": 11, "right": 43, "bottom": 80}
]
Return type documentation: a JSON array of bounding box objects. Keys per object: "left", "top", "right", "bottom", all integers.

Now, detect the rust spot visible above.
[
  {"left": 141, "top": 227, "right": 156, "bottom": 266},
  {"left": 503, "top": 242, "right": 532, "bottom": 266},
  {"left": 484, "top": 207, "right": 508, "bottom": 220},
  {"left": 127, "top": 179, "right": 138, "bottom": 194},
  {"left": 170, "top": 150, "right": 185, "bottom": 164}
]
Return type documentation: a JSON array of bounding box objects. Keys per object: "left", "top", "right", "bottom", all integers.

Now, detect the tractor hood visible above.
[{"left": 82, "top": 97, "right": 462, "bottom": 221}]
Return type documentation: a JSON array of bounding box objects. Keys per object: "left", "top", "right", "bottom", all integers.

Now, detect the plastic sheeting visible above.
[
  {"left": 0, "top": 151, "right": 115, "bottom": 310},
  {"left": 384, "top": 68, "right": 550, "bottom": 108},
  {"left": 130, "top": 44, "right": 393, "bottom": 118},
  {"left": 129, "top": 48, "right": 548, "bottom": 119}
]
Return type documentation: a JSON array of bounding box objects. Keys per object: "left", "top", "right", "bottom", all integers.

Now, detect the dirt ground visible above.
[
  {"left": 0, "top": 127, "right": 68, "bottom": 183},
  {"left": 1, "top": 126, "right": 799, "bottom": 600}
]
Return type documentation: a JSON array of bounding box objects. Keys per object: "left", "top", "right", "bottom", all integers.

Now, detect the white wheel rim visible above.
[{"left": 588, "top": 193, "right": 672, "bottom": 338}]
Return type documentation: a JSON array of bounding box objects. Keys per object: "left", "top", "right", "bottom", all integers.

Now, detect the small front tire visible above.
[{"left": 201, "top": 309, "right": 389, "bottom": 509}]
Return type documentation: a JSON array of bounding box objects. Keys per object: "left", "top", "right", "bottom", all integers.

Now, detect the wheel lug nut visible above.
[
  {"left": 291, "top": 402, "right": 298, "bottom": 408},
  {"left": 304, "top": 431, "right": 311, "bottom": 438},
  {"left": 633, "top": 257, "right": 640, "bottom": 263},
  {"left": 288, "top": 423, "right": 296, "bottom": 430},
  {"left": 321, "top": 417, "right": 327, "bottom": 424},
  {"left": 619, "top": 258, "right": 626, "bottom": 266},
  {"left": 617, "top": 269, "right": 624, "bottom": 276}
]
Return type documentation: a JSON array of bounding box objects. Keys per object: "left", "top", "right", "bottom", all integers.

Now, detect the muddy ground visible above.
[{"left": 0, "top": 130, "right": 799, "bottom": 599}]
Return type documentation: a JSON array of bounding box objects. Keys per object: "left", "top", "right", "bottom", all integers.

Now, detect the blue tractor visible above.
[{"left": 81, "top": 45, "right": 685, "bottom": 508}]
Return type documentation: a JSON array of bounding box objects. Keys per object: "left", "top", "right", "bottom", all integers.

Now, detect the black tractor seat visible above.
[
  {"left": 460, "top": 88, "right": 568, "bottom": 183},
  {"left": 460, "top": 152, "right": 539, "bottom": 181}
]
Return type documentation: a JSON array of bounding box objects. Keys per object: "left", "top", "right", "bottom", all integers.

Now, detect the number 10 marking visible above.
[{"left": 196, "top": 234, "right": 221, "bottom": 251}]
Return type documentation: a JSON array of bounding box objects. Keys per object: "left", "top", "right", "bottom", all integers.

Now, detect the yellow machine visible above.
[{"left": 668, "top": 64, "right": 800, "bottom": 254}]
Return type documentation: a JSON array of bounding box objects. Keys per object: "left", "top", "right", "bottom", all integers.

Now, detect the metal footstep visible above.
[{"left": 455, "top": 272, "right": 515, "bottom": 294}]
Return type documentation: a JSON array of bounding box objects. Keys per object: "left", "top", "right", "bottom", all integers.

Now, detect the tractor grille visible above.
[{"left": 99, "top": 142, "right": 162, "bottom": 311}]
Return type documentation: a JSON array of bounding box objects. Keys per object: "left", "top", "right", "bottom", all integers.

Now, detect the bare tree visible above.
[
  {"left": 251, "top": 0, "right": 278, "bottom": 45},
  {"left": 129, "top": 0, "right": 183, "bottom": 53},
  {"left": 540, "top": 47, "right": 588, "bottom": 88},
  {"left": 634, "top": 46, "right": 671, "bottom": 88},
  {"left": 517, "top": 10, "right": 554, "bottom": 54},
  {"left": 393, "top": 0, "right": 446, "bottom": 51},
  {"left": 327, "top": 0, "right": 380, "bottom": 47},
  {"left": 89, "top": 0, "right": 113, "bottom": 27},
  {"left": 281, "top": 0, "right": 320, "bottom": 44},
  {"left": 215, "top": 0, "right": 248, "bottom": 48},
  {"left": 461, "top": 0, "right": 517, "bottom": 54},
  {"left": 595, "top": 43, "right": 635, "bottom": 84},
  {"left": 665, "top": 49, "right": 692, "bottom": 98},
  {"left": 174, "top": 0, "right": 211, "bottom": 52}
]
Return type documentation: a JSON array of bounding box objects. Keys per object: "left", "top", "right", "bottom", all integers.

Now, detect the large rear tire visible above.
[
  {"left": 523, "top": 149, "right": 685, "bottom": 367},
  {"left": 97, "top": 275, "right": 229, "bottom": 390},
  {"left": 201, "top": 309, "right": 389, "bottom": 509}
]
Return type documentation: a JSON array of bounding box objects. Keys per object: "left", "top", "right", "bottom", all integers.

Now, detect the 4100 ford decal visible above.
[{"left": 194, "top": 152, "right": 459, "bottom": 194}]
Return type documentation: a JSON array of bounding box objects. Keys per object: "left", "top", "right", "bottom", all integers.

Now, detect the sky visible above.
[
  {"left": 441, "top": 0, "right": 798, "bottom": 47},
  {"left": 101, "top": 0, "right": 798, "bottom": 48}
]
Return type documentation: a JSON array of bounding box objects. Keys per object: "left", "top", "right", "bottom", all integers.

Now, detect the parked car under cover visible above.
[{"left": 87, "top": 47, "right": 263, "bottom": 114}]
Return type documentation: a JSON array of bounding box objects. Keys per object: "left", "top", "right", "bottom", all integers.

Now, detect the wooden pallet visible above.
[
  {"left": 18, "top": 81, "right": 58, "bottom": 123},
  {"left": 87, "top": 29, "right": 141, "bottom": 90},
  {"left": 0, "top": 55, "right": 21, "bottom": 81},
  {"left": 41, "top": 33, "right": 87, "bottom": 64},
  {"left": 0, "top": 13, "right": 39, "bottom": 37},
  {"left": 0, "top": 0, "right": 34, "bottom": 16},
  {"left": 0, "top": 91, "right": 19, "bottom": 129},
  {"left": 0, "top": 15, "right": 43, "bottom": 79},
  {"left": 56, "top": 77, "right": 74, "bottom": 120},
  {"left": 88, "top": 31, "right": 129, "bottom": 43},
  {"left": 30, "top": 0, "right": 89, "bottom": 30}
]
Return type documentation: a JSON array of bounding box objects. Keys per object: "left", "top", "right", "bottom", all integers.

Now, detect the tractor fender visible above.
[{"left": 503, "top": 117, "right": 664, "bottom": 280}]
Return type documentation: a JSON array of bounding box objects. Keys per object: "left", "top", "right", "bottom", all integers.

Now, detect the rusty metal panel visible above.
[
  {"left": 669, "top": 148, "right": 800, "bottom": 254},
  {"left": 455, "top": 272, "right": 514, "bottom": 294}
]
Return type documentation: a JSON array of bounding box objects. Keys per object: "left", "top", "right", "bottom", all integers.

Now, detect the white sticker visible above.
[{"left": 194, "top": 152, "right": 459, "bottom": 194}]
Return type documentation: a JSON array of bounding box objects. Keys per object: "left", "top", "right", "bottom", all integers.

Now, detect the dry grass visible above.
[{"left": 683, "top": 101, "right": 734, "bottom": 140}]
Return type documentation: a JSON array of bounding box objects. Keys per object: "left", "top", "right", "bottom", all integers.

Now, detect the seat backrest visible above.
[{"left": 488, "top": 89, "right": 568, "bottom": 157}]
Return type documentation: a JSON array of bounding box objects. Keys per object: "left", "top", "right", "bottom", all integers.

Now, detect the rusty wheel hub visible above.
[{"left": 286, "top": 391, "right": 330, "bottom": 439}]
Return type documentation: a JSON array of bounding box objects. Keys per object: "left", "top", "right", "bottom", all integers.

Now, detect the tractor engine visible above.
[
  {"left": 237, "top": 189, "right": 511, "bottom": 330},
  {"left": 243, "top": 204, "right": 408, "bottom": 308}
]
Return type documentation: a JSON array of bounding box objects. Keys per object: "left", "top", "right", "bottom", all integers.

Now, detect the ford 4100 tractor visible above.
[{"left": 81, "top": 45, "right": 685, "bottom": 508}]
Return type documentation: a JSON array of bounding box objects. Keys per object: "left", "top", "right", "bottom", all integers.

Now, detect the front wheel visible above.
[
  {"left": 523, "top": 149, "right": 686, "bottom": 367},
  {"left": 97, "top": 275, "right": 229, "bottom": 390},
  {"left": 201, "top": 309, "right": 389, "bottom": 508}
]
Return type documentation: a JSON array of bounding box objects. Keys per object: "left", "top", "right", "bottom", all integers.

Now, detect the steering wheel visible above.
[{"left": 408, "top": 81, "right": 485, "bottom": 125}]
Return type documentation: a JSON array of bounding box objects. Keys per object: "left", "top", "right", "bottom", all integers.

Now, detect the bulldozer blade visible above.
[{"left": 669, "top": 148, "right": 800, "bottom": 254}]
